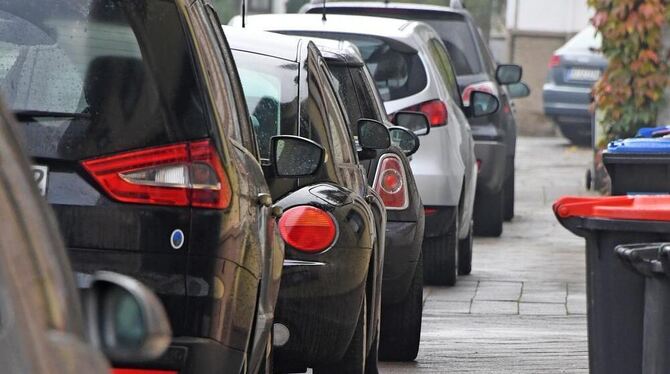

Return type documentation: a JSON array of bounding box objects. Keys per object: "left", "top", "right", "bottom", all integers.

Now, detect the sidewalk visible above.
[{"left": 381, "top": 137, "right": 591, "bottom": 373}]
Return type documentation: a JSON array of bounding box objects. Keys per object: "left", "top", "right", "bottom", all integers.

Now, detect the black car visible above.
[
  {"left": 313, "top": 39, "right": 428, "bottom": 361},
  {"left": 0, "top": 1, "right": 282, "bottom": 373},
  {"left": 227, "top": 27, "right": 389, "bottom": 373},
  {"left": 301, "top": 1, "right": 529, "bottom": 236},
  {"left": 0, "top": 97, "right": 171, "bottom": 373}
]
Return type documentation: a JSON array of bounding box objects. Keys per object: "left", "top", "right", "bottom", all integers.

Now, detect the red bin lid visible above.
[{"left": 554, "top": 195, "right": 670, "bottom": 221}]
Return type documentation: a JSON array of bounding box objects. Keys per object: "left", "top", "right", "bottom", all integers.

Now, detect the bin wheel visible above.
[
  {"left": 423, "top": 208, "right": 458, "bottom": 286},
  {"left": 458, "top": 221, "right": 473, "bottom": 275},
  {"left": 504, "top": 171, "right": 515, "bottom": 221},
  {"left": 314, "top": 295, "right": 367, "bottom": 374},
  {"left": 378, "top": 253, "right": 423, "bottom": 362},
  {"left": 474, "top": 189, "right": 504, "bottom": 237}
]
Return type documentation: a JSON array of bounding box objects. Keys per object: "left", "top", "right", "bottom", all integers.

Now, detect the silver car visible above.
[{"left": 230, "top": 14, "right": 500, "bottom": 286}]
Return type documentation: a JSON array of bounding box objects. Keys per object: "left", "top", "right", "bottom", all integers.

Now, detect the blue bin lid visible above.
[
  {"left": 607, "top": 137, "right": 670, "bottom": 154},
  {"left": 636, "top": 126, "right": 670, "bottom": 138}
]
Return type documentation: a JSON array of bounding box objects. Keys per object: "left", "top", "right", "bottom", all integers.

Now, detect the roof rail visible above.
[{"left": 450, "top": 0, "right": 464, "bottom": 9}]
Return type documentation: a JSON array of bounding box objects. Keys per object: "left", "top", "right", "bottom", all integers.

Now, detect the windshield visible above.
[
  {"left": 0, "top": 0, "right": 209, "bottom": 158},
  {"left": 563, "top": 26, "right": 602, "bottom": 52},
  {"left": 232, "top": 50, "right": 299, "bottom": 159}
]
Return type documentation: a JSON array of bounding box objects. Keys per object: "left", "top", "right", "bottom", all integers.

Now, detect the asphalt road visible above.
[{"left": 380, "top": 136, "right": 593, "bottom": 373}]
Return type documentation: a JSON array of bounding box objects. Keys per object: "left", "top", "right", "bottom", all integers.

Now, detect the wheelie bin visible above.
[
  {"left": 604, "top": 137, "right": 670, "bottom": 195},
  {"left": 616, "top": 243, "right": 670, "bottom": 374},
  {"left": 553, "top": 195, "right": 670, "bottom": 374}
]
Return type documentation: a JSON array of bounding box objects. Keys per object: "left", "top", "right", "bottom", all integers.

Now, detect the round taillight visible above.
[
  {"left": 381, "top": 169, "right": 403, "bottom": 194},
  {"left": 278, "top": 206, "right": 337, "bottom": 253}
]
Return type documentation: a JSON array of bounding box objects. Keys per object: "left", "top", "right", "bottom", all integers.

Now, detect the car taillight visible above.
[
  {"left": 82, "top": 139, "right": 232, "bottom": 209},
  {"left": 399, "top": 99, "right": 448, "bottom": 127},
  {"left": 112, "top": 369, "right": 177, "bottom": 374},
  {"left": 424, "top": 207, "right": 438, "bottom": 216},
  {"left": 278, "top": 206, "right": 337, "bottom": 253},
  {"left": 461, "top": 81, "right": 498, "bottom": 107},
  {"left": 374, "top": 154, "right": 409, "bottom": 210},
  {"left": 548, "top": 54, "right": 561, "bottom": 68}
]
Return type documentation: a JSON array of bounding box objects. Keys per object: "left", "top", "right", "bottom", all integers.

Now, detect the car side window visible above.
[
  {"left": 353, "top": 67, "right": 385, "bottom": 121},
  {"left": 429, "top": 39, "right": 463, "bottom": 106},
  {"left": 318, "top": 62, "right": 357, "bottom": 164}
]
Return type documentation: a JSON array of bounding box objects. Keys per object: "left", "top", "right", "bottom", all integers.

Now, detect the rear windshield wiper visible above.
[{"left": 13, "top": 110, "right": 90, "bottom": 120}]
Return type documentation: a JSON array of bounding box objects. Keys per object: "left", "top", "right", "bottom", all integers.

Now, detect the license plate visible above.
[
  {"left": 566, "top": 68, "right": 601, "bottom": 82},
  {"left": 32, "top": 165, "right": 48, "bottom": 196}
]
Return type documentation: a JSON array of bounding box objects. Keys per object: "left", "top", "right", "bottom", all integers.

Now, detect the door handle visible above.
[{"left": 257, "top": 193, "right": 273, "bottom": 207}]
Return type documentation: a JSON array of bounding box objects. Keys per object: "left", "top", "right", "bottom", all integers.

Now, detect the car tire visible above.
[
  {"left": 458, "top": 221, "right": 473, "bottom": 275},
  {"left": 474, "top": 189, "right": 503, "bottom": 237},
  {"left": 423, "top": 208, "right": 458, "bottom": 286},
  {"left": 503, "top": 171, "right": 515, "bottom": 221},
  {"left": 557, "top": 122, "right": 591, "bottom": 147},
  {"left": 378, "top": 253, "right": 423, "bottom": 362},
  {"left": 314, "top": 296, "right": 367, "bottom": 374}
]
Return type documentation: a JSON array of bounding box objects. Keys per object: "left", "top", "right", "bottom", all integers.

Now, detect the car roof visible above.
[
  {"left": 232, "top": 13, "right": 413, "bottom": 40},
  {"left": 301, "top": 1, "right": 468, "bottom": 16},
  {"left": 308, "top": 37, "right": 365, "bottom": 66},
  {"left": 223, "top": 25, "right": 302, "bottom": 62}
]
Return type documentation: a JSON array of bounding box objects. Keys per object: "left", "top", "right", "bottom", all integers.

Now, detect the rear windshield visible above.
[
  {"left": 563, "top": 26, "right": 602, "bottom": 52},
  {"left": 311, "top": 8, "right": 483, "bottom": 75},
  {"left": 232, "top": 50, "right": 299, "bottom": 158},
  {"left": 0, "top": 0, "right": 208, "bottom": 159},
  {"left": 282, "top": 31, "right": 427, "bottom": 102}
]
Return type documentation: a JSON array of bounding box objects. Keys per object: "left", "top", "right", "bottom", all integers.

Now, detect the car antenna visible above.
[
  {"left": 241, "top": 0, "right": 246, "bottom": 27},
  {"left": 321, "top": 0, "right": 327, "bottom": 21},
  {"left": 450, "top": 0, "right": 464, "bottom": 9}
]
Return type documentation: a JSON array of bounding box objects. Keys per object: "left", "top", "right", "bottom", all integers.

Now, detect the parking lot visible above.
[{"left": 382, "top": 136, "right": 591, "bottom": 373}]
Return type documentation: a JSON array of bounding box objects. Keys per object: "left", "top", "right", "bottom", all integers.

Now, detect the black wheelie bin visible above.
[
  {"left": 604, "top": 137, "right": 670, "bottom": 195},
  {"left": 616, "top": 242, "right": 670, "bottom": 374},
  {"left": 554, "top": 195, "right": 670, "bottom": 374}
]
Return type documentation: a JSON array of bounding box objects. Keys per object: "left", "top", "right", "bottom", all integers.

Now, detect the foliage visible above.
[{"left": 589, "top": 0, "right": 670, "bottom": 143}]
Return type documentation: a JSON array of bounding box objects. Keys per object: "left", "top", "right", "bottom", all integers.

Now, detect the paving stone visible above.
[
  {"left": 519, "top": 302, "right": 567, "bottom": 316},
  {"left": 520, "top": 282, "right": 567, "bottom": 303},
  {"left": 474, "top": 281, "right": 522, "bottom": 302},
  {"left": 429, "top": 281, "right": 478, "bottom": 302},
  {"left": 423, "top": 300, "right": 471, "bottom": 314},
  {"left": 471, "top": 300, "right": 518, "bottom": 315}
]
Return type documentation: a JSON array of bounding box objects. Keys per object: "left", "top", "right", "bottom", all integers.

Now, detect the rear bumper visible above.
[
  {"left": 382, "top": 220, "right": 423, "bottom": 305},
  {"left": 274, "top": 248, "right": 370, "bottom": 369},
  {"left": 543, "top": 83, "right": 592, "bottom": 119},
  {"left": 113, "top": 337, "right": 244, "bottom": 374},
  {"left": 474, "top": 141, "right": 507, "bottom": 195}
]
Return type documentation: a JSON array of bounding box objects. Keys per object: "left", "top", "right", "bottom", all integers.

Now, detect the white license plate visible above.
[
  {"left": 32, "top": 165, "right": 48, "bottom": 196},
  {"left": 567, "top": 68, "right": 601, "bottom": 82}
]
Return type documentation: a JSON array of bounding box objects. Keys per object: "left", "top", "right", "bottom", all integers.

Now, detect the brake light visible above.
[
  {"left": 278, "top": 206, "right": 337, "bottom": 252},
  {"left": 461, "top": 81, "right": 498, "bottom": 107},
  {"left": 373, "top": 154, "right": 408, "bottom": 210},
  {"left": 424, "top": 207, "right": 438, "bottom": 216},
  {"left": 399, "top": 99, "right": 448, "bottom": 127},
  {"left": 83, "top": 139, "right": 232, "bottom": 209},
  {"left": 112, "top": 369, "right": 177, "bottom": 374},
  {"left": 548, "top": 54, "right": 561, "bottom": 68}
]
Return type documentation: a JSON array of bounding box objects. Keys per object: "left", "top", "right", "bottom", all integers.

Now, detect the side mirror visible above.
[
  {"left": 389, "top": 126, "right": 420, "bottom": 156},
  {"left": 496, "top": 64, "right": 522, "bottom": 85},
  {"left": 508, "top": 82, "right": 531, "bottom": 99},
  {"left": 465, "top": 91, "right": 500, "bottom": 118},
  {"left": 358, "top": 119, "right": 391, "bottom": 150},
  {"left": 271, "top": 135, "right": 324, "bottom": 177},
  {"left": 392, "top": 111, "right": 430, "bottom": 136},
  {"left": 82, "top": 271, "right": 171, "bottom": 363}
]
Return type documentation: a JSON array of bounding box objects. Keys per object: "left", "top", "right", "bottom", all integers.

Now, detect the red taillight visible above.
[
  {"left": 374, "top": 155, "right": 408, "bottom": 210},
  {"left": 476, "top": 159, "right": 482, "bottom": 173},
  {"left": 461, "top": 81, "right": 498, "bottom": 107},
  {"left": 82, "top": 139, "right": 232, "bottom": 209},
  {"left": 112, "top": 369, "right": 177, "bottom": 374},
  {"left": 399, "top": 99, "right": 448, "bottom": 127},
  {"left": 278, "top": 206, "right": 337, "bottom": 253},
  {"left": 424, "top": 207, "right": 438, "bottom": 216},
  {"left": 548, "top": 54, "right": 561, "bottom": 68}
]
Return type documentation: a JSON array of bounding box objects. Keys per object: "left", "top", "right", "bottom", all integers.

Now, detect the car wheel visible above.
[
  {"left": 474, "top": 189, "right": 503, "bottom": 237},
  {"left": 458, "top": 221, "right": 473, "bottom": 275},
  {"left": 378, "top": 253, "right": 423, "bottom": 362},
  {"left": 557, "top": 123, "right": 591, "bottom": 146},
  {"left": 314, "top": 296, "right": 367, "bottom": 374},
  {"left": 503, "top": 171, "right": 515, "bottom": 221},
  {"left": 423, "top": 208, "right": 458, "bottom": 286}
]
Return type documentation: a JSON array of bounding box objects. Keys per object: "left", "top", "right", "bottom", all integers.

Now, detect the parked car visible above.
[
  {"left": 230, "top": 14, "right": 500, "bottom": 285},
  {"left": 0, "top": 1, "right": 282, "bottom": 373},
  {"left": 227, "top": 27, "right": 389, "bottom": 373},
  {"left": 312, "top": 39, "right": 428, "bottom": 361},
  {"left": 301, "top": 2, "right": 529, "bottom": 233},
  {"left": 0, "top": 97, "right": 171, "bottom": 373},
  {"left": 543, "top": 25, "right": 606, "bottom": 146}
]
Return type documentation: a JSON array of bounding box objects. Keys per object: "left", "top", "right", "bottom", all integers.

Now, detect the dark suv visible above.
[
  {"left": 302, "top": 1, "right": 528, "bottom": 236},
  {"left": 0, "top": 1, "right": 282, "bottom": 373}
]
